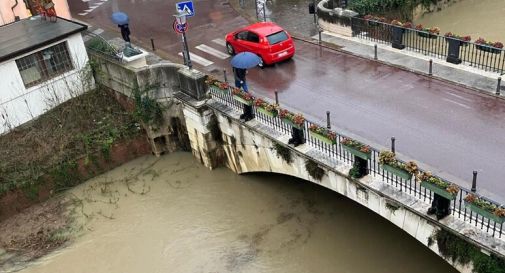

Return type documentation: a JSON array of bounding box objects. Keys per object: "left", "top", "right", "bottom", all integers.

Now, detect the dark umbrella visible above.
[
  {"left": 231, "top": 52, "right": 261, "bottom": 69},
  {"left": 111, "top": 12, "right": 129, "bottom": 25}
]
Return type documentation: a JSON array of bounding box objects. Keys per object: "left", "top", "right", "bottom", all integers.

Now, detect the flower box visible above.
[
  {"left": 282, "top": 118, "right": 303, "bottom": 130},
  {"left": 420, "top": 181, "right": 456, "bottom": 200},
  {"left": 476, "top": 45, "right": 501, "bottom": 54},
  {"left": 381, "top": 164, "right": 412, "bottom": 180},
  {"left": 417, "top": 31, "right": 438, "bottom": 39},
  {"left": 342, "top": 144, "right": 371, "bottom": 160},
  {"left": 233, "top": 95, "right": 253, "bottom": 106},
  {"left": 310, "top": 131, "right": 336, "bottom": 145},
  {"left": 209, "top": 85, "right": 229, "bottom": 95},
  {"left": 464, "top": 201, "right": 505, "bottom": 223},
  {"left": 257, "top": 107, "right": 277, "bottom": 117}
]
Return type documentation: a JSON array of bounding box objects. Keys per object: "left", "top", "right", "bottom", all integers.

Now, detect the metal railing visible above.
[
  {"left": 208, "top": 85, "right": 504, "bottom": 239},
  {"left": 84, "top": 31, "right": 123, "bottom": 62},
  {"left": 350, "top": 17, "right": 505, "bottom": 74}
]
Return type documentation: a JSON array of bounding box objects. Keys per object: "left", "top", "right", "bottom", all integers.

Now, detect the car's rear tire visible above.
[{"left": 226, "top": 43, "right": 235, "bottom": 55}]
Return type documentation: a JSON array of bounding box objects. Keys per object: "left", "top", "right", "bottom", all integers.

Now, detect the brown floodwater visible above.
[
  {"left": 15, "top": 153, "right": 457, "bottom": 273},
  {"left": 416, "top": 0, "right": 505, "bottom": 42}
]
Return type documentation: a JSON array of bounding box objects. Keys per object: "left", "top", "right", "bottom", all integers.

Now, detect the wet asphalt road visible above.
[{"left": 70, "top": 0, "right": 505, "bottom": 202}]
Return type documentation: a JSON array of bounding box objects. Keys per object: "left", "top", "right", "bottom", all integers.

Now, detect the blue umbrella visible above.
[
  {"left": 111, "top": 12, "right": 129, "bottom": 25},
  {"left": 230, "top": 52, "right": 261, "bottom": 69}
]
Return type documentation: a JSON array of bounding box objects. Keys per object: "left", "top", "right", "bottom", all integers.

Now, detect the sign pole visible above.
[{"left": 182, "top": 30, "right": 192, "bottom": 69}]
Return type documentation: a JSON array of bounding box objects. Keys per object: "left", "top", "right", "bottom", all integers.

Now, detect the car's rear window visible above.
[{"left": 266, "top": 31, "right": 288, "bottom": 45}]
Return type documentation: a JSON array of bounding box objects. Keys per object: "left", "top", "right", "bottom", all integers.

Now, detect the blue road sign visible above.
[{"left": 176, "top": 1, "right": 195, "bottom": 17}]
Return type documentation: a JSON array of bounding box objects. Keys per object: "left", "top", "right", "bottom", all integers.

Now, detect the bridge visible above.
[{"left": 89, "top": 37, "right": 505, "bottom": 273}]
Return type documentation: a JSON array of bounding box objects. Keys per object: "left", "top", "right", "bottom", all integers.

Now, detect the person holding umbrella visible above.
[
  {"left": 230, "top": 52, "right": 261, "bottom": 121},
  {"left": 111, "top": 12, "right": 131, "bottom": 44}
]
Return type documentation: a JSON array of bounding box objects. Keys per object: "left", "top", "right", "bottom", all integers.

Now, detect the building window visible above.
[{"left": 15, "top": 42, "right": 74, "bottom": 88}]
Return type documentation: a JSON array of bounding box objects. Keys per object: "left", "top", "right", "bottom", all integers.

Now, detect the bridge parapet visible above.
[{"left": 89, "top": 45, "right": 505, "bottom": 273}]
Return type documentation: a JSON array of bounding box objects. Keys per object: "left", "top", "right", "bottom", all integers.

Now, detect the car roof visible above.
[{"left": 244, "top": 22, "right": 284, "bottom": 36}]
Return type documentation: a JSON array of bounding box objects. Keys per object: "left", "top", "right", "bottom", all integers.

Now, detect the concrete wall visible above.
[
  {"left": 0, "top": 0, "right": 71, "bottom": 26},
  {"left": 0, "top": 33, "right": 91, "bottom": 134}
]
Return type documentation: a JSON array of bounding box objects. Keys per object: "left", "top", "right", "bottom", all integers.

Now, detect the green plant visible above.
[
  {"left": 415, "top": 24, "right": 440, "bottom": 34},
  {"left": 278, "top": 109, "right": 305, "bottom": 126},
  {"left": 51, "top": 160, "right": 81, "bottom": 192},
  {"left": 132, "top": 85, "right": 164, "bottom": 126},
  {"left": 351, "top": 0, "right": 436, "bottom": 18},
  {"left": 378, "top": 151, "right": 418, "bottom": 175},
  {"left": 418, "top": 171, "right": 460, "bottom": 195},
  {"left": 308, "top": 124, "right": 337, "bottom": 141},
  {"left": 445, "top": 32, "right": 471, "bottom": 42},
  {"left": 273, "top": 143, "right": 292, "bottom": 164},
  {"left": 431, "top": 229, "right": 505, "bottom": 273},
  {"left": 464, "top": 194, "right": 505, "bottom": 217},
  {"left": 205, "top": 76, "right": 229, "bottom": 89},
  {"left": 87, "top": 37, "right": 118, "bottom": 56},
  {"left": 305, "top": 159, "right": 325, "bottom": 181},
  {"left": 231, "top": 87, "right": 254, "bottom": 102},
  {"left": 475, "top": 38, "right": 504, "bottom": 49},
  {"left": 341, "top": 137, "right": 371, "bottom": 153},
  {"left": 349, "top": 164, "right": 362, "bottom": 178},
  {"left": 254, "top": 98, "right": 278, "bottom": 113}
]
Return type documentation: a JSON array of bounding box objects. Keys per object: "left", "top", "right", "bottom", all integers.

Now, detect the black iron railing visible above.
[
  {"left": 208, "top": 85, "right": 504, "bottom": 239},
  {"left": 349, "top": 17, "right": 505, "bottom": 74}
]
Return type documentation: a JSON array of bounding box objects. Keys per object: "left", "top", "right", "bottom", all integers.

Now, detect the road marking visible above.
[
  {"left": 446, "top": 92, "right": 473, "bottom": 102},
  {"left": 212, "top": 38, "right": 226, "bottom": 47},
  {"left": 195, "top": 44, "right": 229, "bottom": 59},
  {"left": 78, "top": 12, "right": 88, "bottom": 16},
  {"left": 92, "top": 28, "right": 104, "bottom": 35},
  {"left": 178, "top": 52, "right": 214, "bottom": 66},
  {"left": 442, "top": 98, "right": 471, "bottom": 109}
]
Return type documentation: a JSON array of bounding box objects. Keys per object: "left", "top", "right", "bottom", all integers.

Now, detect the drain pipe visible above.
[{"left": 11, "top": 0, "right": 20, "bottom": 21}]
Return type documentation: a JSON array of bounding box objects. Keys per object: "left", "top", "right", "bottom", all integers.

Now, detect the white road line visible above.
[
  {"left": 178, "top": 52, "right": 214, "bottom": 66},
  {"left": 195, "top": 44, "right": 229, "bottom": 59},
  {"left": 442, "top": 98, "right": 471, "bottom": 109},
  {"left": 92, "top": 28, "right": 104, "bottom": 35},
  {"left": 212, "top": 38, "right": 226, "bottom": 47},
  {"left": 446, "top": 92, "right": 473, "bottom": 102},
  {"left": 78, "top": 12, "right": 88, "bottom": 16}
]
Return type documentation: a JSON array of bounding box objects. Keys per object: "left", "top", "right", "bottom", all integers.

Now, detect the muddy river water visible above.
[
  {"left": 16, "top": 153, "right": 457, "bottom": 273},
  {"left": 416, "top": 0, "right": 505, "bottom": 43}
]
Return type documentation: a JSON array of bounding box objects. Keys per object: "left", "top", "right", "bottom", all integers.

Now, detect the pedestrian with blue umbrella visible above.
[
  {"left": 230, "top": 52, "right": 261, "bottom": 121},
  {"left": 112, "top": 12, "right": 131, "bottom": 43}
]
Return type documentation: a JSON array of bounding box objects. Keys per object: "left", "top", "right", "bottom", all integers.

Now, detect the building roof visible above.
[{"left": 0, "top": 16, "right": 87, "bottom": 63}]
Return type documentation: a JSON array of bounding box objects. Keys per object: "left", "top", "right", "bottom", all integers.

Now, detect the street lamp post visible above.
[{"left": 174, "top": 12, "right": 192, "bottom": 69}]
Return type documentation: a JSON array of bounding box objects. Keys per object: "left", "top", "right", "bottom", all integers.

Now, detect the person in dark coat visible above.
[
  {"left": 119, "top": 24, "right": 131, "bottom": 43},
  {"left": 233, "top": 67, "right": 253, "bottom": 120},
  {"left": 233, "top": 67, "right": 248, "bottom": 92}
]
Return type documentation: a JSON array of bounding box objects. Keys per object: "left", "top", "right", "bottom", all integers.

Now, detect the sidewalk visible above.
[{"left": 314, "top": 31, "right": 503, "bottom": 97}]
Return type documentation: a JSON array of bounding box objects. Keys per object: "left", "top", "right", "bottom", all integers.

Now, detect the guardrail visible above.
[
  {"left": 350, "top": 17, "right": 505, "bottom": 74},
  {"left": 209, "top": 84, "right": 504, "bottom": 239}
]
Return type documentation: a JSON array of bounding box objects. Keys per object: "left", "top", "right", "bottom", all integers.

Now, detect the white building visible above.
[{"left": 0, "top": 16, "right": 89, "bottom": 134}]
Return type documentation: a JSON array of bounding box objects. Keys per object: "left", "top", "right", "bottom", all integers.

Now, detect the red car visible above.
[{"left": 225, "top": 22, "right": 295, "bottom": 67}]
